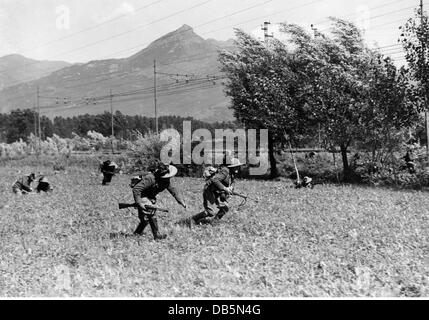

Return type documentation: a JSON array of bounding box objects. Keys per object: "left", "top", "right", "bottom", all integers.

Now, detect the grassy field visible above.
[{"left": 0, "top": 165, "right": 428, "bottom": 297}]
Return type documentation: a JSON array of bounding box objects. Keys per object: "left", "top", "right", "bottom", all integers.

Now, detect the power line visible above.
[
  {"left": 90, "top": 0, "right": 318, "bottom": 63},
  {"left": 37, "top": 75, "right": 227, "bottom": 111},
  {"left": 38, "top": 81, "right": 224, "bottom": 113},
  {"left": 312, "top": 0, "right": 410, "bottom": 26},
  {"left": 315, "top": 4, "right": 418, "bottom": 33},
  {"left": 1, "top": 0, "right": 323, "bottom": 93},
  {"left": 3, "top": 0, "right": 415, "bottom": 106},
  {"left": 7, "top": 0, "right": 167, "bottom": 59},
  {"left": 0, "top": 51, "right": 224, "bottom": 102},
  {"left": 0, "top": 0, "right": 216, "bottom": 75},
  {"left": 0, "top": 0, "right": 276, "bottom": 89}
]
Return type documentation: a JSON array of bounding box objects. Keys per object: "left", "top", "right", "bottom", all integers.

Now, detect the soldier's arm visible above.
[
  {"left": 21, "top": 179, "right": 32, "bottom": 192},
  {"left": 207, "top": 170, "right": 229, "bottom": 191}
]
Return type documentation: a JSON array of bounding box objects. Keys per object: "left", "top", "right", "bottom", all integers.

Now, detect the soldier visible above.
[
  {"left": 131, "top": 161, "right": 187, "bottom": 240},
  {"left": 36, "top": 176, "right": 54, "bottom": 193},
  {"left": 100, "top": 160, "right": 119, "bottom": 185},
  {"left": 295, "top": 176, "right": 314, "bottom": 189},
  {"left": 12, "top": 173, "right": 36, "bottom": 195},
  {"left": 180, "top": 158, "right": 243, "bottom": 227}
]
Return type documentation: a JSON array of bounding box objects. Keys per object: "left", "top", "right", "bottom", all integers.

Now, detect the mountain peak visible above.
[
  {"left": 162, "top": 24, "right": 197, "bottom": 40},
  {"left": 176, "top": 24, "right": 193, "bottom": 32}
]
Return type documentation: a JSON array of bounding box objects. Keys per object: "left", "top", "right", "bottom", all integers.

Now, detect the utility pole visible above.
[
  {"left": 36, "top": 86, "right": 41, "bottom": 153},
  {"left": 261, "top": 21, "right": 273, "bottom": 45},
  {"left": 311, "top": 24, "right": 318, "bottom": 37},
  {"left": 110, "top": 89, "right": 115, "bottom": 153},
  {"left": 33, "top": 104, "right": 37, "bottom": 137},
  {"left": 311, "top": 24, "right": 322, "bottom": 149},
  {"left": 110, "top": 89, "right": 114, "bottom": 138},
  {"left": 154, "top": 59, "right": 159, "bottom": 134},
  {"left": 420, "top": 0, "right": 429, "bottom": 160}
]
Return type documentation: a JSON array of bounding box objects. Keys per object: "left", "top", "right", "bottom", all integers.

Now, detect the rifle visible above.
[
  {"left": 118, "top": 203, "right": 169, "bottom": 213},
  {"left": 231, "top": 191, "right": 248, "bottom": 200},
  {"left": 229, "top": 190, "right": 259, "bottom": 206}
]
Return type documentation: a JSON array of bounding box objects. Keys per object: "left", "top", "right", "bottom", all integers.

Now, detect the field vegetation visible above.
[{"left": 0, "top": 164, "right": 427, "bottom": 297}]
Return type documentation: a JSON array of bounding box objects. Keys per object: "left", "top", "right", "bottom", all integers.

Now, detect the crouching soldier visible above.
[
  {"left": 295, "top": 176, "right": 314, "bottom": 189},
  {"left": 36, "top": 176, "right": 53, "bottom": 193},
  {"left": 131, "top": 162, "right": 187, "bottom": 240},
  {"left": 181, "top": 158, "right": 243, "bottom": 227},
  {"left": 12, "top": 173, "right": 36, "bottom": 195},
  {"left": 100, "top": 160, "right": 119, "bottom": 185}
]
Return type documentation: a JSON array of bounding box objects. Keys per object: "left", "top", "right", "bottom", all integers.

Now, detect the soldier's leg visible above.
[
  {"left": 148, "top": 214, "right": 167, "bottom": 240},
  {"left": 177, "top": 189, "right": 217, "bottom": 227},
  {"left": 193, "top": 188, "right": 218, "bottom": 225},
  {"left": 214, "top": 192, "right": 230, "bottom": 220},
  {"left": 134, "top": 207, "right": 149, "bottom": 235},
  {"left": 133, "top": 199, "right": 153, "bottom": 235},
  {"left": 102, "top": 173, "right": 113, "bottom": 185},
  {"left": 102, "top": 173, "right": 108, "bottom": 185},
  {"left": 214, "top": 204, "right": 230, "bottom": 220}
]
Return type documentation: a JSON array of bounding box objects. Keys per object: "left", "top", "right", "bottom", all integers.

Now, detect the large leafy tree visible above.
[
  {"left": 281, "top": 18, "right": 419, "bottom": 180},
  {"left": 400, "top": 3, "right": 429, "bottom": 157},
  {"left": 282, "top": 19, "right": 372, "bottom": 178},
  {"left": 219, "top": 30, "right": 310, "bottom": 178},
  {"left": 358, "top": 52, "right": 420, "bottom": 165}
]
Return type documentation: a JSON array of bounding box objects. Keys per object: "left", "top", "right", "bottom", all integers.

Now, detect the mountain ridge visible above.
[
  {"left": 0, "top": 54, "right": 71, "bottom": 90},
  {"left": 0, "top": 25, "right": 235, "bottom": 123}
]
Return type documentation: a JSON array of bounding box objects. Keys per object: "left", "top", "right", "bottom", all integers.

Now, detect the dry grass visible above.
[{"left": 0, "top": 165, "right": 428, "bottom": 297}]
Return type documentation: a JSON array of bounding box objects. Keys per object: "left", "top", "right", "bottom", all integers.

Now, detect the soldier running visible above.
[
  {"left": 99, "top": 160, "right": 119, "bottom": 185},
  {"left": 12, "top": 173, "right": 36, "bottom": 195},
  {"left": 180, "top": 158, "right": 243, "bottom": 227},
  {"left": 131, "top": 161, "right": 187, "bottom": 240}
]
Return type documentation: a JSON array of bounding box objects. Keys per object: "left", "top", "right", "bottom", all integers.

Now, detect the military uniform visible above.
[
  {"left": 190, "top": 165, "right": 235, "bottom": 225},
  {"left": 12, "top": 174, "right": 35, "bottom": 195},
  {"left": 132, "top": 170, "right": 185, "bottom": 240},
  {"left": 100, "top": 160, "right": 118, "bottom": 185},
  {"left": 36, "top": 177, "right": 53, "bottom": 193}
]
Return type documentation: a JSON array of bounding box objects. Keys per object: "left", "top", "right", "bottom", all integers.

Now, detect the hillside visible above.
[
  {"left": 0, "top": 54, "right": 71, "bottom": 90},
  {"left": 0, "top": 25, "right": 235, "bottom": 122}
]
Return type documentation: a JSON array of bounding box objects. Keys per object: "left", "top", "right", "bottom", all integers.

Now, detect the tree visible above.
[
  {"left": 281, "top": 18, "right": 419, "bottom": 180},
  {"left": 357, "top": 53, "right": 420, "bottom": 167},
  {"left": 5, "top": 109, "right": 37, "bottom": 143},
  {"left": 219, "top": 30, "right": 310, "bottom": 178},
  {"left": 399, "top": 2, "right": 429, "bottom": 158}
]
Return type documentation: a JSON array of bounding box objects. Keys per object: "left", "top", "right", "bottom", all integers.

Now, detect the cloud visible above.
[{"left": 93, "top": 2, "right": 135, "bottom": 24}]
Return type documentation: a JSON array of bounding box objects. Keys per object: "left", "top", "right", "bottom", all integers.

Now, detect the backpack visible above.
[{"left": 203, "top": 166, "right": 218, "bottom": 180}]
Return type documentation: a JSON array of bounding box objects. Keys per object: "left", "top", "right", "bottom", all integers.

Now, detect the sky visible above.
[{"left": 0, "top": 0, "right": 424, "bottom": 65}]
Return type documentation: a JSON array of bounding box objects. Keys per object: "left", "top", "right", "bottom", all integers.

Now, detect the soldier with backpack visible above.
[
  {"left": 12, "top": 173, "right": 36, "bottom": 195},
  {"left": 99, "top": 160, "right": 119, "bottom": 185},
  {"left": 179, "top": 158, "right": 243, "bottom": 227},
  {"left": 130, "top": 161, "right": 187, "bottom": 240}
]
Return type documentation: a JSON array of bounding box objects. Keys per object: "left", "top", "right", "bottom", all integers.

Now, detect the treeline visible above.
[{"left": 0, "top": 109, "right": 237, "bottom": 143}]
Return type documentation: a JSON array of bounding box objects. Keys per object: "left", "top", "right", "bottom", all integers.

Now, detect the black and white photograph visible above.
[{"left": 0, "top": 0, "right": 428, "bottom": 304}]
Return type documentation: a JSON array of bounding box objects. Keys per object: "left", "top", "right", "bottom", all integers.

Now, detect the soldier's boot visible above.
[
  {"left": 192, "top": 211, "right": 212, "bottom": 225},
  {"left": 214, "top": 206, "right": 229, "bottom": 221},
  {"left": 149, "top": 217, "right": 167, "bottom": 240},
  {"left": 134, "top": 220, "right": 149, "bottom": 236}
]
